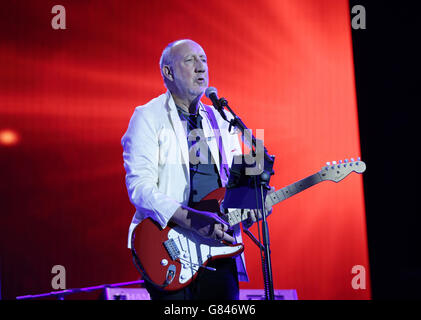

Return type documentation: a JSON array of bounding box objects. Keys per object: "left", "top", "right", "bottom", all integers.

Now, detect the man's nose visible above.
[{"left": 195, "top": 59, "right": 206, "bottom": 73}]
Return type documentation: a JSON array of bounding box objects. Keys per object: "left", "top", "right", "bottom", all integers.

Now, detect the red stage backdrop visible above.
[{"left": 0, "top": 0, "right": 370, "bottom": 299}]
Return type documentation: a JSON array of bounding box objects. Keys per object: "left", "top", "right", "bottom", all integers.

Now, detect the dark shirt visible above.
[{"left": 176, "top": 106, "right": 222, "bottom": 205}]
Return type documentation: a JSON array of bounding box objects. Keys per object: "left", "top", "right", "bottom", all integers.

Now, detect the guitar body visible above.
[{"left": 131, "top": 188, "right": 244, "bottom": 291}]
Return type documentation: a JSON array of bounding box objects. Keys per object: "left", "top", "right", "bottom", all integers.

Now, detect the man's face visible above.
[{"left": 168, "top": 41, "right": 209, "bottom": 100}]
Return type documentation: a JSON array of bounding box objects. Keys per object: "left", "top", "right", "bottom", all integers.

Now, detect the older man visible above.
[{"left": 121, "top": 39, "right": 265, "bottom": 300}]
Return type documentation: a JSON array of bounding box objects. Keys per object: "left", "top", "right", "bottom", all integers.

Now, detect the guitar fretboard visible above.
[{"left": 225, "top": 172, "right": 323, "bottom": 227}]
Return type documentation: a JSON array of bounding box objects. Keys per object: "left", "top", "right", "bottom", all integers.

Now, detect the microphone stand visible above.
[{"left": 215, "top": 96, "right": 276, "bottom": 301}]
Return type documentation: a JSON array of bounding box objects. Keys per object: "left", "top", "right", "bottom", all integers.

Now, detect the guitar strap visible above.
[
  {"left": 202, "top": 104, "right": 237, "bottom": 239},
  {"left": 202, "top": 104, "right": 230, "bottom": 187}
]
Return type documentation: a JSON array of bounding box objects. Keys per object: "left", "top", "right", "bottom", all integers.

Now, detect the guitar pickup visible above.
[{"left": 163, "top": 238, "right": 180, "bottom": 260}]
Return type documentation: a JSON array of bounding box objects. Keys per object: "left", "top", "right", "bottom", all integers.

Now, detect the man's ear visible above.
[{"left": 162, "top": 65, "right": 173, "bottom": 81}]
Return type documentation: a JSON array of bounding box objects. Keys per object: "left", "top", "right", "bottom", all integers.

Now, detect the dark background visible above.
[{"left": 350, "top": 0, "right": 420, "bottom": 299}]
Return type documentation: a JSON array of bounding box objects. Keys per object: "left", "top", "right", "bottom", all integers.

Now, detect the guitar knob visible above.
[{"left": 161, "top": 259, "right": 168, "bottom": 266}]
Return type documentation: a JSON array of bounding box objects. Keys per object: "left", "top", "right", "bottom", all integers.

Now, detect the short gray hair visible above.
[{"left": 159, "top": 39, "right": 194, "bottom": 78}]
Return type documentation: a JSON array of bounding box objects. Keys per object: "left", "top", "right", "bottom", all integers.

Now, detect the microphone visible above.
[
  {"left": 205, "top": 87, "right": 227, "bottom": 121},
  {"left": 205, "top": 87, "right": 220, "bottom": 109}
]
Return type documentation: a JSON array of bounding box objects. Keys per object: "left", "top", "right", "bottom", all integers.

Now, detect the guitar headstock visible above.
[{"left": 319, "top": 157, "right": 366, "bottom": 182}]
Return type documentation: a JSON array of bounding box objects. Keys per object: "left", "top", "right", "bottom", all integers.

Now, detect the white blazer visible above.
[{"left": 121, "top": 91, "right": 249, "bottom": 281}]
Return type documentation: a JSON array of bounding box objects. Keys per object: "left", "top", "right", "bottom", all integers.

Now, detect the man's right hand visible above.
[{"left": 171, "top": 206, "right": 235, "bottom": 243}]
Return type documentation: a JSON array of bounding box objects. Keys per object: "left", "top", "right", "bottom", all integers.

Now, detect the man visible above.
[{"left": 121, "top": 39, "right": 270, "bottom": 300}]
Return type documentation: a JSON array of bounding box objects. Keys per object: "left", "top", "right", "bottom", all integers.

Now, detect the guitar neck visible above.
[{"left": 225, "top": 172, "right": 323, "bottom": 227}]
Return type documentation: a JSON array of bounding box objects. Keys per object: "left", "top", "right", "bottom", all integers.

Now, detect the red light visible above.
[{"left": 0, "top": 129, "right": 20, "bottom": 146}]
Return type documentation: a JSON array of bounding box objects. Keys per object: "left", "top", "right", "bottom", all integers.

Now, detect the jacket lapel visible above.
[
  {"left": 199, "top": 104, "right": 221, "bottom": 171},
  {"left": 166, "top": 93, "right": 190, "bottom": 173}
]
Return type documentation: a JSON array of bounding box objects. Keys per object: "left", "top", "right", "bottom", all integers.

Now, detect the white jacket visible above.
[{"left": 121, "top": 91, "right": 249, "bottom": 281}]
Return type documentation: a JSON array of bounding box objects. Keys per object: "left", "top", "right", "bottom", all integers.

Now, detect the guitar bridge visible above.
[{"left": 163, "top": 238, "right": 180, "bottom": 260}]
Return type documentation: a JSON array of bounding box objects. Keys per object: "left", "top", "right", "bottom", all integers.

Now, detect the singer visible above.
[{"left": 121, "top": 39, "right": 273, "bottom": 300}]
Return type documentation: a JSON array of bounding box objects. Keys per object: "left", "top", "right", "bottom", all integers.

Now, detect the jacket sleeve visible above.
[{"left": 121, "top": 107, "right": 181, "bottom": 229}]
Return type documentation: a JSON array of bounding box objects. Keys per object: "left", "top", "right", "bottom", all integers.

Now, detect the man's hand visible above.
[
  {"left": 243, "top": 186, "right": 275, "bottom": 229},
  {"left": 171, "top": 206, "right": 235, "bottom": 243},
  {"left": 191, "top": 210, "right": 235, "bottom": 243}
]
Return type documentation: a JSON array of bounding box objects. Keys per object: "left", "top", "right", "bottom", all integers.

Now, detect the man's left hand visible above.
[{"left": 243, "top": 186, "right": 275, "bottom": 229}]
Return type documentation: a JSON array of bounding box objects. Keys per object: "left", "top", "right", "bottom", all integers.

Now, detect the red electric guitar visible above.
[{"left": 131, "top": 158, "right": 366, "bottom": 291}]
